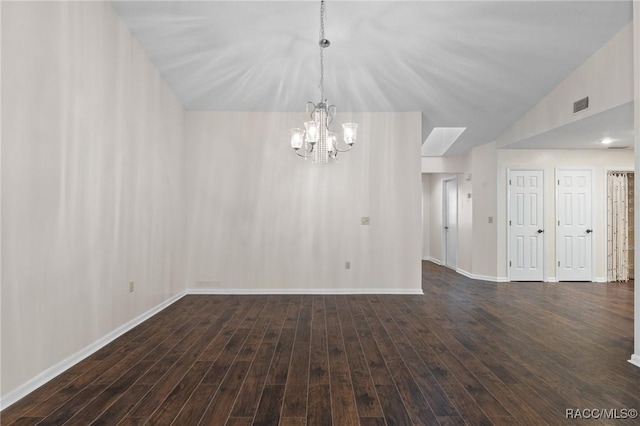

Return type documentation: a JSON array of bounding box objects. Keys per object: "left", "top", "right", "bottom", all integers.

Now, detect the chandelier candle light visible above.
[{"left": 290, "top": 0, "right": 358, "bottom": 163}]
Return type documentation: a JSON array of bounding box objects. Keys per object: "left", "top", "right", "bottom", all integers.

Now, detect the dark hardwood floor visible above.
[{"left": 2, "top": 261, "right": 639, "bottom": 425}]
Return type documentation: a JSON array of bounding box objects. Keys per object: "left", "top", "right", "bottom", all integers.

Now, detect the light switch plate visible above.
[{"left": 361, "top": 217, "right": 370, "bottom": 225}]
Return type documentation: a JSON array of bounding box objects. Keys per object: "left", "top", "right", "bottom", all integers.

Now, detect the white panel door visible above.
[
  {"left": 443, "top": 178, "right": 457, "bottom": 269},
  {"left": 557, "top": 170, "right": 593, "bottom": 281},
  {"left": 508, "top": 170, "right": 544, "bottom": 281}
]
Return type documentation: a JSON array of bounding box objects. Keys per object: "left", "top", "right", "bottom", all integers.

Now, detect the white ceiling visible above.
[{"left": 111, "top": 0, "right": 632, "bottom": 156}]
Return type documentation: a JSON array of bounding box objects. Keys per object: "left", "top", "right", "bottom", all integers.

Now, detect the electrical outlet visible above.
[
  {"left": 345, "top": 261, "right": 351, "bottom": 270},
  {"left": 488, "top": 216, "right": 494, "bottom": 224},
  {"left": 129, "top": 281, "right": 134, "bottom": 293},
  {"left": 361, "top": 217, "right": 370, "bottom": 225}
]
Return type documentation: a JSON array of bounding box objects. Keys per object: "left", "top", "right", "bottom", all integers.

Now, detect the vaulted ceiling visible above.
[{"left": 111, "top": 0, "right": 632, "bottom": 155}]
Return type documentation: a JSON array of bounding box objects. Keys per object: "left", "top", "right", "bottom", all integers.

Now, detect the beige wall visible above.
[
  {"left": 422, "top": 174, "right": 431, "bottom": 259},
  {"left": 0, "top": 2, "right": 423, "bottom": 404},
  {"left": 423, "top": 172, "right": 467, "bottom": 269},
  {"left": 424, "top": 173, "right": 445, "bottom": 263},
  {"left": 497, "top": 149, "right": 634, "bottom": 281},
  {"left": 185, "top": 111, "right": 423, "bottom": 293},
  {"left": 1, "top": 2, "right": 185, "bottom": 400},
  {"left": 2, "top": 0, "right": 637, "bottom": 403},
  {"left": 0, "top": 0, "right": 4, "bottom": 400},
  {"left": 423, "top": 142, "right": 633, "bottom": 282},
  {"left": 422, "top": 155, "right": 467, "bottom": 173},
  {"left": 471, "top": 142, "right": 498, "bottom": 279},
  {"left": 497, "top": 22, "right": 634, "bottom": 147},
  {"left": 633, "top": 0, "right": 640, "bottom": 365},
  {"left": 422, "top": 143, "right": 497, "bottom": 279},
  {"left": 457, "top": 173, "right": 473, "bottom": 274}
]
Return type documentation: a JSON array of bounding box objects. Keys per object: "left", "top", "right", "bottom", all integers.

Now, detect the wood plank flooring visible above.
[{"left": 2, "top": 261, "right": 640, "bottom": 425}]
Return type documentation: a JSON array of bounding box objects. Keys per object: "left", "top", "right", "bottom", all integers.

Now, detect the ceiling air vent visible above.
[
  {"left": 573, "top": 96, "right": 589, "bottom": 113},
  {"left": 607, "top": 146, "right": 630, "bottom": 150}
]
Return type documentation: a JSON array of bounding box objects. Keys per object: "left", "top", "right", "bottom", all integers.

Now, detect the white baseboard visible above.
[
  {"left": 629, "top": 354, "right": 640, "bottom": 368},
  {"left": 1, "top": 284, "right": 426, "bottom": 409},
  {"left": 455, "top": 268, "right": 504, "bottom": 283},
  {"left": 546, "top": 277, "right": 608, "bottom": 283},
  {"left": 0, "top": 291, "right": 187, "bottom": 410},
  {"left": 427, "top": 260, "right": 505, "bottom": 283},
  {"left": 187, "top": 288, "right": 424, "bottom": 295},
  {"left": 455, "top": 268, "right": 474, "bottom": 279}
]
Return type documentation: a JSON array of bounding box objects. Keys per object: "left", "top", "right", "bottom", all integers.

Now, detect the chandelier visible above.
[{"left": 290, "top": 0, "right": 358, "bottom": 163}]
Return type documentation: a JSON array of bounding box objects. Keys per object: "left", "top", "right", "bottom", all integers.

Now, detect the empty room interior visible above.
[{"left": 2, "top": 0, "right": 640, "bottom": 425}]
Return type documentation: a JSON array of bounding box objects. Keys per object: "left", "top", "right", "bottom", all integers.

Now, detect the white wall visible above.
[
  {"left": 471, "top": 142, "right": 498, "bottom": 279},
  {"left": 423, "top": 172, "right": 468, "bottom": 270},
  {"left": 632, "top": 0, "right": 640, "bottom": 368},
  {"left": 496, "top": 149, "right": 634, "bottom": 281},
  {"left": 497, "top": 23, "right": 634, "bottom": 147},
  {"left": 0, "top": 0, "right": 4, "bottom": 400},
  {"left": 422, "top": 174, "right": 431, "bottom": 260},
  {"left": 457, "top": 173, "right": 473, "bottom": 274},
  {"left": 1, "top": 1, "right": 185, "bottom": 400},
  {"left": 185, "top": 111, "right": 422, "bottom": 293},
  {"left": 422, "top": 143, "right": 497, "bottom": 280},
  {"left": 422, "top": 155, "right": 467, "bottom": 173}
]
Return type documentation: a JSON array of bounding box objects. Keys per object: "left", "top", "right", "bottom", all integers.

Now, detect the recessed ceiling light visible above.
[{"left": 600, "top": 137, "right": 613, "bottom": 145}]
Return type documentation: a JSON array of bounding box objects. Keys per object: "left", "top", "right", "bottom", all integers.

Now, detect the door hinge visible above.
[
  {"left": 558, "top": 261, "right": 560, "bottom": 267},
  {"left": 558, "top": 220, "right": 560, "bottom": 226},
  {"left": 509, "top": 179, "right": 512, "bottom": 185},
  {"left": 557, "top": 179, "right": 560, "bottom": 185},
  {"left": 509, "top": 220, "right": 512, "bottom": 226},
  {"left": 509, "top": 261, "right": 512, "bottom": 267}
]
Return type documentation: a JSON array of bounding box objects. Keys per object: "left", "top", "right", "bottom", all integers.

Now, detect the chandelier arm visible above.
[
  {"left": 309, "top": 103, "right": 319, "bottom": 121},
  {"left": 294, "top": 143, "right": 315, "bottom": 158},
  {"left": 334, "top": 144, "right": 354, "bottom": 153},
  {"left": 327, "top": 105, "right": 336, "bottom": 126},
  {"left": 306, "top": 143, "right": 315, "bottom": 153}
]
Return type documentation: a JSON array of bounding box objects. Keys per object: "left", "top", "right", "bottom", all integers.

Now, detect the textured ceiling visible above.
[{"left": 111, "top": 1, "right": 632, "bottom": 155}]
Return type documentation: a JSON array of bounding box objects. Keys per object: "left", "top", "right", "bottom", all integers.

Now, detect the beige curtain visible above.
[{"left": 607, "top": 172, "right": 629, "bottom": 282}]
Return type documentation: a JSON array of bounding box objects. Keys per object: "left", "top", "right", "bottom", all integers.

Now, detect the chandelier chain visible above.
[
  {"left": 320, "top": 0, "right": 325, "bottom": 40},
  {"left": 289, "top": 0, "right": 357, "bottom": 163},
  {"left": 320, "top": 50, "right": 324, "bottom": 101},
  {"left": 319, "top": 0, "right": 325, "bottom": 100}
]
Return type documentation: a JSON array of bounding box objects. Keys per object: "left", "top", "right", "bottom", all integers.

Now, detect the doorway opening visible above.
[
  {"left": 607, "top": 171, "right": 635, "bottom": 282},
  {"left": 443, "top": 177, "right": 458, "bottom": 270}
]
